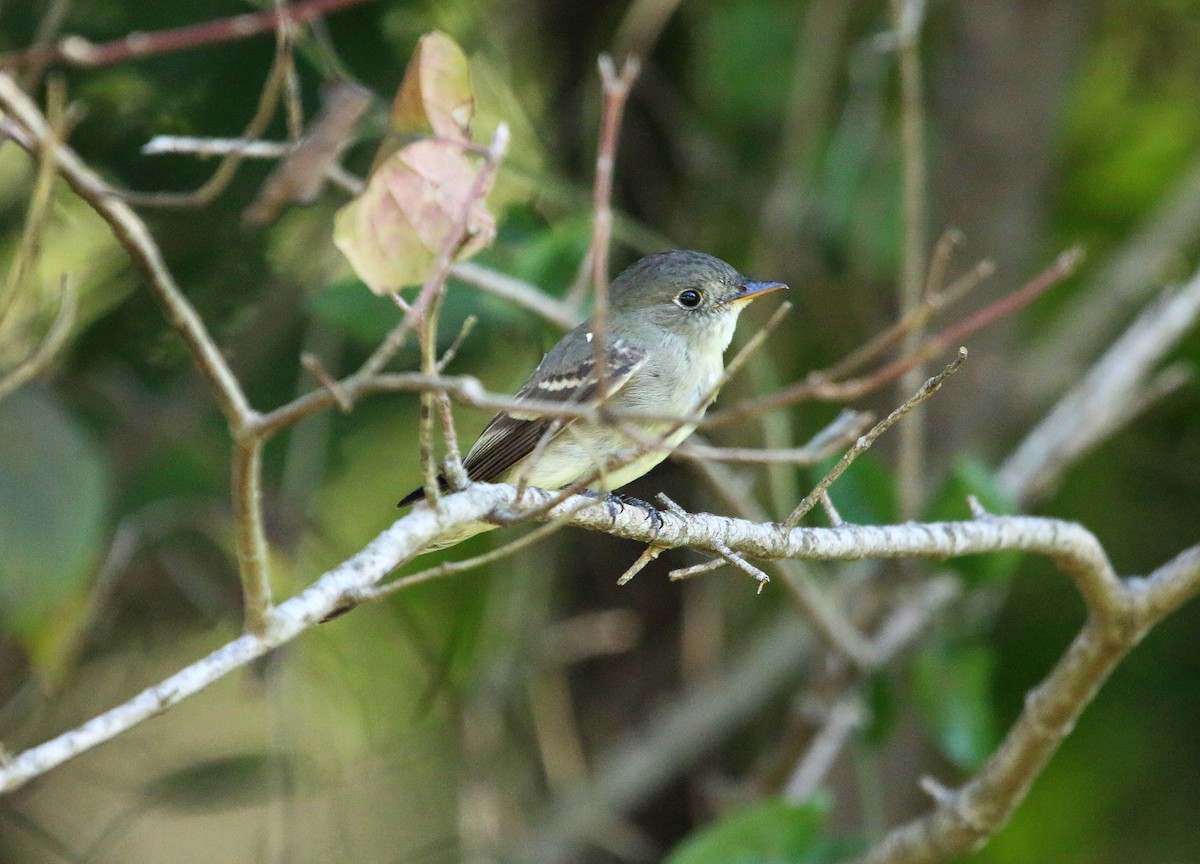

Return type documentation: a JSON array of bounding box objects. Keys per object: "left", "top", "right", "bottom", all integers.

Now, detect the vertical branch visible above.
[
  {"left": 584, "top": 54, "right": 641, "bottom": 401},
  {"left": 1, "top": 77, "right": 65, "bottom": 331},
  {"left": 272, "top": 0, "right": 305, "bottom": 141},
  {"left": 232, "top": 438, "right": 272, "bottom": 632},
  {"left": 412, "top": 125, "right": 511, "bottom": 499},
  {"left": 588, "top": 55, "right": 642, "bottom": 299},
  {"left": 889, "top": 0, "right": 929, "bottom": 519},
  {"left": 0, "top": 74, "right": 279, "bottom": 636},
  {"left": 16, "top": 0, "right": 70, "bottom": 89}
]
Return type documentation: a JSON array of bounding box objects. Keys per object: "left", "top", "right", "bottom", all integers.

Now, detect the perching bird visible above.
[{"left": 399, "top": 249, "right": 786, "bottom": 550}]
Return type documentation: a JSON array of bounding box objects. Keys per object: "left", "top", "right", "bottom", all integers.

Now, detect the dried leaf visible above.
[
  {"left": 333, "top": 139, "right": 496, "bottom": 293},
  {"left": 243, "top": 80, "right": 372, "bottom": 226},
  {"left": 375, "top": 30, "right": 474, "bottom": 170}
]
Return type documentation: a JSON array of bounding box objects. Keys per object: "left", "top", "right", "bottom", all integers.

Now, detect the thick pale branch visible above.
[
  {"left": 2, "top": 479, "right": 1185, "bottom": 798},
  {"left": 231, "top": 438, "right": 272, "bottom": 632},
  {"left": 854, "top": 616, "right": 1129, "bottom": 864},
  {"left": 1022, "top": 152, "right": 1200, "bottom": 397}
]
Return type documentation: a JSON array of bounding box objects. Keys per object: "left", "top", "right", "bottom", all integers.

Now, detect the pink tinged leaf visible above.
[
  {"left": 333, "top": 140, "right": 496, "bottom": 294},
  {"left": 412, "top": 31, "right": 474, "bottom": 142},
  {"left": 376, "top": 30, "right": 474, "bottom": 170}
]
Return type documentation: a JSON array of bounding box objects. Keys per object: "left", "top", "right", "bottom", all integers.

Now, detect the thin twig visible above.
[
  {"left": 785, "top": 348, "right": 967, "bottom": 527},
  {"left": 300, "top": 352, "right": 352, "bottom": 412},
  {"left": 123, "top": 47, "right": 291, "bottom": 208},
  {"left": 616, "top": 544, "right": 665, "bottom": 585},
  {"left": 583, "top": 55, "right": 642, "bottom": 403},
  {"left": 819, "top": 257, "right": 992, "bottom": 383},
  {"left": 515, "top": 419, "right": 565, "bottom": 500},
  {"left": 413, "top": 124, "right": 510, "bottom": 500},
  {"left": 923, "top": 228, "right": 963, "bottom": 300},
  {"left": 1, "top": 77, "right": 66, "bottom": 332},
  {"left": 274, "top": 0, "right": 305, "bottom": 141},
  {"left": 889, "top": 0, "right": 930, "bottom": 520},
  {"left": 667, "top": 557, "right": 727, "bottom": 581},
  {"left": 142, "top": 136, "right": 295, "bottom": 158},
  {"left": 588, "top": 54, "right": 641, "bottom": 301},
  {"left": 783, "top": 697, "right": 864, "bottom": 801},
  {"left": 355, "top": 522, "right": 568, "bottom": 602},
  {"left": 430, "top": 313, "right": 477, "bottom": 482},
  {"left": 14, "top": 0, "right": 70, "bottom": 88},
  {"left": 451, "top": 262, "right": 581, "bottom": 331},
  {"left": 436, "top": 315, "right": 477, "bottom": 373},
  {"left": 819, "top": 491, "right": 845, "bottom": 527},
  {"left": 655, "top": 493, "right": 768, "bottom": 589},
  {"left": 0, "top": 278, "right": 77, "bottom": 403},
  {"left": 708, "top": 249, "right": 1081, "bottom": 428}
]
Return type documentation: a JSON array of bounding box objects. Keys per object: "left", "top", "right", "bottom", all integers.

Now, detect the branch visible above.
[
  {"left": 0, "top": 278, "right": 77, "bottom": 402},
  {"left": 998, "top": 261, "right": 1200, "bottom": 506},
  {"left": 888, "top": 0, "right": 931, "bottom": 519},
  {"left": 581, "top": 54, "right": 641, "bottom": 401},
  {"left": 450, "top": 261, "right": 582, "bottom": 331},
  {"left": 0, "top": 0, "right": 368, "bottom": 70},
  {"left": 0, "top": 73, "right": 277, "bottom": 629},
  {"left": 0, "top": 73, "right": 256, "bottom": 430},
  {"left": 705, "top": 249, "right": 1082, "bottom": 428},
  {"left": 3, "top": 471, "right": 1192, "bottom": 798},
  {"left": 785, "top": 348, "right": 966, "bottom": 527},
  {"left": 1022, "top": 151, "right": 1200, "bottom": 397}
]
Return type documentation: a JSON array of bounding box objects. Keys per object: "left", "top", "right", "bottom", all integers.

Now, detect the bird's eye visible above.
[{"left": 676, "top": 288, "right": 703, "bottom": 308}]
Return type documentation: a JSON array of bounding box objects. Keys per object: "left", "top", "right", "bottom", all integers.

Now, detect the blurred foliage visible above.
[
  {"left": 0, "top": 388, "right": 107, "bottom": 659},
  {"left": 0, "top": 0, "right": 1199, "bottom": 863},
  {"left": 664, "top": 796, "right": 847, "bottom": 864}
]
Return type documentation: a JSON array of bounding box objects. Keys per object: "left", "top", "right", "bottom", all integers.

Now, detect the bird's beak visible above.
[{"left": 722, "top": 279, "right": 788, "bottom": 306}]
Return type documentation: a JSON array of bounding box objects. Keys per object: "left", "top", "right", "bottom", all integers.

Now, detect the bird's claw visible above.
[{"left": 605, "top": 492, "right": 665, "bottom": 536}]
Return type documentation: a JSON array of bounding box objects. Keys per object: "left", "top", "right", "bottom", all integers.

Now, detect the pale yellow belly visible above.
[{"left": 500, "top": 419, "right": 696, "bottom": 492}]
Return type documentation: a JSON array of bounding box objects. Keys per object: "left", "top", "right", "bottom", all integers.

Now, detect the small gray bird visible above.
[{"left": 400, "top": 249, "right": 786, "bottom": 549}]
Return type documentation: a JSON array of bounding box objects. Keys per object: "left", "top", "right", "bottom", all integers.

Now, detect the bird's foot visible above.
[{"left": 604, "top": 491, "right": 665, "bottom": 535}]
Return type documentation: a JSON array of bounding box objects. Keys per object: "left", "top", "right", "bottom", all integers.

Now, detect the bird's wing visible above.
[
  {"left": 459, "top": 336, "right": 648, "bottom": 485},
  {"left": 398, "top": 335, "right": 647, "bottom": 507}
]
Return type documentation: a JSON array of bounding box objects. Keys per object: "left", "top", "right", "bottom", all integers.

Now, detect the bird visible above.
[{"left": 398, "top": 249, "right": 786, "bottom": 550}]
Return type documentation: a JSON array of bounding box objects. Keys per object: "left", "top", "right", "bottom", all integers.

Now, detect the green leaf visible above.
[
  {"left": 860, "top": 672, "right": 897, "bottom": 747},
  {"left": 666, "top": 797, "right": 830, "bottom": 864},
  {"left": 141, "top": 753, "right": 285, "bottom": 811},
  {"left": 911, "top": 637, "right": 1000, "bottom": 772},
  {"left": 0, "top": 388, "right": 108, "bottom": 646},
  {"left": 924, "top": 458, "right": 1020, "bottom": 586},
  {"left": 307, "top": 279, "right": 406, "bottom": 347}
]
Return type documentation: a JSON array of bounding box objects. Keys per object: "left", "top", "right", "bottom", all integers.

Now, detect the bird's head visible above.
[{"left": 608, "top": 250, "right": 787, "bottom": 343}]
